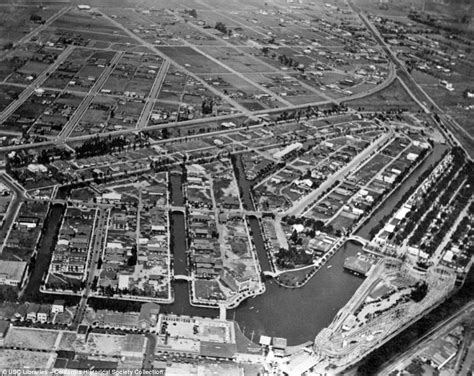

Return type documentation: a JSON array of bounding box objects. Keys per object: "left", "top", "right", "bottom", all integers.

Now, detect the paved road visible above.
[
  {"left": 143, "top": 333, "right": 157, "bottom": 369},
  {"left": 0, "top": 45, "right": 75, "bottom": 124},
  {"left": 0, "top": 172, "right": 25, "bottom": 254},
  {"left": 348, "top": 1, "right": 473, "bottom": 159},
  {"left": 136, "top": 59, "right": 170, "bottom": 130},
  {"left": 98, "top": 10, "right": 252, "bottom": 116},
  {"left": 57, "top": 51, "right": 124, "bottom": 141},
  {"left": 0, "top": 4, "right": 410, "bottom": 154},
  {"left": 0, "top": 6, "right": 71, "bottom": 60},
  {"left": 286, "top": 127, "right": 393, "bottom": 216},
  {"left": 432, "top": 197, "right": 472, "bottom": 264},
  {"left": 72, "top": 207, "right": 109, "bottom": 328}
]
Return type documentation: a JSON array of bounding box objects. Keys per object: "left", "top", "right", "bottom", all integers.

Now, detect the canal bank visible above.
[
  {"left": 169, "top": 171, "right": 185, "bottom": 206},
  {"left": 170, "top": 212, "right": 187, "bottom": 276},
  {"left": 23, "top": 203, "right": 79, "bottom": 305},
  {"left": 356, "top": 143, "right": 447, "bottom": 239},
  {"left": 36, "top": 143, "right": 450, "bottom": 345}
]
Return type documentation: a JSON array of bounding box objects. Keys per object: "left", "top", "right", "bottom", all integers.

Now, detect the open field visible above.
[
  {"left": 346, "top": 78, "right": 421, "bottom": 112},
  {"left": 0, "top": 349, "right": 54, "bottom": 370},
  {"left": 158, "top": 46, "right": 230, "bottom": 74},
  {"left": 4, "top": 327, "right": 59, "bottom": 350}
]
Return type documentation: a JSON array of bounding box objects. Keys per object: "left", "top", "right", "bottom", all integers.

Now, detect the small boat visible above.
[
  {"left": 249, "top": 306, "right": 255, "bottom": 310},
  {"left": 327, "top": 265, "right": 333, "bottom": 269}
]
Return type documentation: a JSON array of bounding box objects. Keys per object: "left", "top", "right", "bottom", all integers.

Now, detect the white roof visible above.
[
  {"left": 107, "top": 242, "right": 123, "bottom": 249},
  {"left": 102, "top": 192, "right": 122, "bottom": 200},
  {"left": 408, "top": 246, "right": 420, "bottom": 256},
  {"left": 260, "top": 335, "right": 271, "bottom": 346},
  {"left": 273, "top": 142, "right": 303, "bottom": 159},
  {"left": 0, "top": 261, "right": 27, "bottom": 281},
  {"left": 292, "top": 224, "right": 305, "bottom": 233},
  {"left": 443, "top": 250, "right": 454, "bottom": 263},
  {"left": 395, "top": 206, "right": 411, "bottom": 221},
  {"left": 407, "top": 153, "right": 419, "bottom": 161},
  {"left": 27, "top": 164, "right": 48, "bottom": 173},
  {"left": 384, "top": 224, "right": 395, "bottom": 233}
]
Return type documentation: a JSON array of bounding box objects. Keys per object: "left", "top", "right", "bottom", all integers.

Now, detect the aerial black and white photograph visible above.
[{"left": 0, "top": 0, "right": 472, "bottom": 374}]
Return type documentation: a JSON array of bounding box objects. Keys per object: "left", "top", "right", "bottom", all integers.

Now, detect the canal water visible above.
[
  {"left": 230, "top": 241, "right": 363, "bottom": 344},
  {"left": 232, "top": 155, "right": 255, "bottom": 211},
  {"left": 248, "top": 216, "right": 272, "bottom": 272},
  {"left": 355, "top": 143, "right": 448, "bottom": 239},
  {"left": 169, "top": 171, "right": 184, "bottom": 206},
  {"left": 37, "top": 144, "right": 448, "bottom": 345},
  {"left": 170, "top": 212, "right": 187, "bottom": 276},
  {"left": 162, "top": 155, "right": 364, "bottom": 345},
  {"left": 23, "top": 204, "right": 79, "bottom": 304}
]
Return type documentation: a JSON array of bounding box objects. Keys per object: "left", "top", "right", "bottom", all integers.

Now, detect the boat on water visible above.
[
  {"left": 327, "top": 265, "right": 333, "bottom": 269},
  {"left": 250, "top": 306, "right": 254, "bottom": 310}
]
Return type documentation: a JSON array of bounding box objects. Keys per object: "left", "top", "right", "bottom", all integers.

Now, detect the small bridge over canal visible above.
[
  {"left": 347, "top": 235, "right": 369, "bottom": 246},
  {"left": 173, "top": 274, "right": 192, "bottom": 282},
  {"left": 170, "top": 206, "right": 185, "bottom": 213}
]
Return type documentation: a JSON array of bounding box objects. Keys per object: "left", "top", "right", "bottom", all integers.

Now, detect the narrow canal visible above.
[
  {"left": 355, "top": 143, "right": 448, "bottom": 239},
  {"left": 23, "top": 203, "right": 78, "bottom": 304},
  {"left": 169, "top": 170, "right": 188, "bottom": 276},
  {"left": 36, "top": 144, "right": 449, "bottom": 345},
  {"left": 248, "top": 216, "right": 272, "bottom": 272},
  {"left": 170, "top": 212, "right": 187, "bottom": 276},
  {"left": 233, "top": 154, "right": 271, "bottom": 271},
  {"left": 232, "top": 155, "right": 255, "bottom": 211},
  {"left": 169, "top": 171, "right": 185, "bottom": 206}
]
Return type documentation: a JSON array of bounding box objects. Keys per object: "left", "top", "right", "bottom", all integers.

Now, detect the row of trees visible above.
[
  {"left": 75, "top": 135, "right": 129, "bottom": 158},
  {"left": 367, "top": 149, "right": 448, "bottom": 239},
  {"left": 408, "top": 161, "right": 469, "bottom": 247},
  {"left": 393, "top": 148, "right": 465, "bottom": 246},
  {"left": 275, "top": 247, "right": 312, "bottom": 269}
]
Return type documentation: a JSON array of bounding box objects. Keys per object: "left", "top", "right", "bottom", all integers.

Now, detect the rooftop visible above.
[{"left": 0, "top": 260, "right": 27, "bottom": 281}]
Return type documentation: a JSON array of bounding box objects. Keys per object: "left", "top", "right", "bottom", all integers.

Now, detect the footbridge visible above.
[
  {"left": 170, "top": 206, "right": 186, "bottom": 213},
  {"left": 262, "top": 270, "right": 281, "bottom": 278},
  {"left": 173, "top": 274, "right": 192, "bottom": 282},
  {"left": 347, "top": 235, "right": 369, "bottom": 246}
]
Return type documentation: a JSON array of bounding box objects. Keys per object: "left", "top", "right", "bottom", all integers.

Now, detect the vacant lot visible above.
[
  {"left": 346, "top": 79, "right": 421, "bottom": 112},
  {"left": 158, "top": 46, "right": 230, "bottom": 74},
  {"left": 4, "top": 327, "right": 59, "bottom": 350},
  {"left": 0, "top": 349, "right": 54, "bottom": 370}
]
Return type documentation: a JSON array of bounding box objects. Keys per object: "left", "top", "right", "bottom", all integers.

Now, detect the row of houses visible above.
[
  {"left": 0, "top": 300, "right": 66, "bottom": 324},
  {"left": 47, "top": 207, "right": 95, "bottom": 282}
]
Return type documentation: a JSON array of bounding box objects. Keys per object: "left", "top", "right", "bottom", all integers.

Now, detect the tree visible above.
[
  {"left": 30, "top": 14, "right": 42, "bottom": 22},
  {"left": 410, "top": 282, "right": 428, "bottom": 303},
  {"left": 201, "top": 97, "right": 214, "bottom": 114},
  {"left": 215, "top": 22, "right": 227, "bottom": 34}
]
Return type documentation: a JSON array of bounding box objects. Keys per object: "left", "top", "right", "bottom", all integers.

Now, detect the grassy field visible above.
[
  {"left": 277, "top": 266, "right": 316, "bottom": 287},
  {"left": 5, "top": 327, "right": 59, "bottom": 350},
  {"left": 346, "top": 79, "right": 422, "bottom": 112},
  {"left": 0, "top": 349, "right": 54, "bottom": 369}
]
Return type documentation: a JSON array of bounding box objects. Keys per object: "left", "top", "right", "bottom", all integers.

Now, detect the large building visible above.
[{"left": 0, "top": 261, "right": 27, "bottom": 287}]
